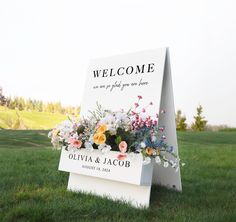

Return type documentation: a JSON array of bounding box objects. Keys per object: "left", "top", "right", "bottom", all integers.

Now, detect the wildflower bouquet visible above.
[{"left": 49, "top": 96, "right": 181, "bottom": 171}]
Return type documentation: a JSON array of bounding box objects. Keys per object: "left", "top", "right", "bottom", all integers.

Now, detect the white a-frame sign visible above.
[{"left": 59, "top": 48, "right": 182, "bottom": 208}]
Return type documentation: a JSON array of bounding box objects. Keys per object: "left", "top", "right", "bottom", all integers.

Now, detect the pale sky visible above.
[{"left": 0, "top": 0, "right": 236, "bottom": 126}]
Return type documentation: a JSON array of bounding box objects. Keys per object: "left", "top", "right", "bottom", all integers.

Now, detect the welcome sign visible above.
[{"left": 58, "top": 48, "right": 182, "bottom": 207}]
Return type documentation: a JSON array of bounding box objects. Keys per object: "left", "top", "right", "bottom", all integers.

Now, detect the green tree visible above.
[
  {"left": 26, "top": 99, "right": 34, "bottom": 111},
  {"left": 17, "top": 97, "right": 25, "bottom": 111},
  {"left": 9, "top": 97, "right": 17, "bottom": 109},
  {"left": 191, "top": 105, "right": 207, "bottom": 131},
  {"left": 176, "top": 110, "right": 187, "bottom": 131}
]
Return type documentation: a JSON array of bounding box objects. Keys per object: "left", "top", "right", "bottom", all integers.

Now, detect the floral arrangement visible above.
[{"left": 49, "top": 96, "right": 181, "bottom": 171}]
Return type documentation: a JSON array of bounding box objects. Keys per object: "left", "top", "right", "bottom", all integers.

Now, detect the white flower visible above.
[
  {"left": 98, "top": 144, "right": 105, "bottom": 150},
  {"left": 151, "top": 135, "right": 157, "bottom": 142},
  {"left": 98, "top": 144, "right": 111, "bottom": 154},
  {"left": 140, "top": 142, "right": 146, "bottom": 148},
  {"left": 100, "top": 113, "right": 115, "bottom": 125},
  {"left": 48, "top": 131, "right": 52, "bottom": 138},
  {"left": 72, "top": 132, "right": 79, "bottom": 139},
  {"left": 115, "top": 112, "right": 129, "bottom": 123},
  {"left": 101, "top": 145, "right": 111, "bottom": 154},
  {"left": 67, "top": 144, "right": 76, "bottom": 152},
  {"left": 172, "top": 162, "right": 177, "bottom": 168},
  {"left": 163, "top": 161, "right": 169, "bottom": 168},
  {"left": 181, "top": 163, "right": 186, "bottom": 167},
  {"left": 143, "top": 157, "right": 151, "bottom": 165},
  {"left": 107, "top": 124, "right": 117, "bottom": 135},
  {"left": 155, "top": 156, "right": 161, "bottom": 164},
  {"left": 58, "top": 120, "right": 73, "bottom": 132},
  {"left": 85, "top": 142, "right": 94, "bottom": 152}
]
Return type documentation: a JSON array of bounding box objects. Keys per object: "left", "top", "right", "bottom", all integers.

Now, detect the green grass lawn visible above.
[
  {"left": 0, "top": 106, "right": 67, "bottom": 129},
  {"left": 0, "top": 130, "right": 235, "bottom": 222}
]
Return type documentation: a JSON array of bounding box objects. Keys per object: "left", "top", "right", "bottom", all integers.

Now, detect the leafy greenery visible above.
[{"left": 0, "top": 130, "right": 235, "bottom": 221}]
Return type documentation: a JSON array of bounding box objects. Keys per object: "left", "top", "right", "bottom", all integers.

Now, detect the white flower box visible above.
[{"left": 59, "top": 148, "right": 154, "bottom": 186}]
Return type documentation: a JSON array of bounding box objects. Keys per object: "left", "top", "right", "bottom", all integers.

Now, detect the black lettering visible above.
[
  {"left": 69, "top": 154, "right": 73, "bottom": 159},
  {"left": 147, "top": 63, "right": 155, "bottom": 73},
  {"left": 113, "top": 159, "right": 118, "bottom": 166},
  {"left": 118, "top": 161, "right": 124, "bottom": 167},
  {"left": 102, "top": 69, "right": 108, "bottom": 77},
  {"left": 135, "top": 64, "right": 145, "bottom": 74},
  {"left": 93, "top": 70, "right": 101, "bottom": 78},
  {"left": 125, "top": 161, "right": 130, "bottom": 168},
  {"left": 126, "top": 66, "right": 134, "bottom": 75},
  {"left": 109, "top": 68, "right": 115, "bottom": 77},
  {"left": 117, "top": 67, "right": 124, "bottom": 75}
]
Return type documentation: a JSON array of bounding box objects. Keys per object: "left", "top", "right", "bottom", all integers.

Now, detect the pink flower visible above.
[
  {"left": 159, "top": 126, "right": 164, "bottom": 132},
  {"left": 134, "top": 103, "right": 139, "bottom": 108},
  {"left": 149, "top": 102, "right": 153, "bottom": 105},
  {"left": 119, "top": 141, "right": 127, "bottom": 153},
  {"left": 142, "top": 108, "right": 146, "bottom": 113},
  {"left": 117, "top": 153, "right": 127, "bottom": 160},
  {"left": 131, "top": 111, "right": 136, "bottom": 115},
  {"left": 138, "top": 95, "right": 142, "bottom": 100},
  {"left": 69, "top": 138, "right": 82, "bottom": 149}
]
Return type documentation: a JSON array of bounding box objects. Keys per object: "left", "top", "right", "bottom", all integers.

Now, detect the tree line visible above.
[{"left": 0, "top": 87, "right": 80, "bottom": 115}]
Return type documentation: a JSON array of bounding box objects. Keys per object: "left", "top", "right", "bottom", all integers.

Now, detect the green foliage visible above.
[
  {"left": 191, "top": 105, "right": 207, "bottom": 131},
  {"left": 176, "top": 110, "right": 187, "bottom": 131},
  {"left": 0, "top": 130, "right": 236, "bottom": 221},
  {"left": 115, "top": 135, "right": 122, "bottom": 146}
]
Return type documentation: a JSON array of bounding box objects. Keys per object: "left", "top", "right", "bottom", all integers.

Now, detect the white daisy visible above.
[{"left": 163, "top": 161, "right": 169, "bottom": 168}]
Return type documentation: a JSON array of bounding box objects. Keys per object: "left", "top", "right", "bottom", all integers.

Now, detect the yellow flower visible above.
[
  {"left": 97, "top": 124, "right": 108, "bottom": 134},
  {"left": 146, "top": 147, "right": 154, "bottom": 156},
  {"left": 93, "top": 133, "right": 106, "bottom": 145}
]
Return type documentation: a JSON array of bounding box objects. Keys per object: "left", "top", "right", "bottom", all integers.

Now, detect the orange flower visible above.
[
  {"left": 93, "top": 133, "right": 106, "bottom": 145},
  {"left": 97, "top": 124, "right": 108, "bottom": 134},
  {"left": 145, "top": 147, "right": 154, "bottom": 156}
]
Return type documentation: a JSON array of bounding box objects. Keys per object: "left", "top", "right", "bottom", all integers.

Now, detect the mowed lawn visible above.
[{"left": 0, "top": 130, "right": 235, "bottom": 222}]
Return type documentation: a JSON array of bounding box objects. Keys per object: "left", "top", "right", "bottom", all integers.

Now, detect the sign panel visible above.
[
  {"left": 59, "top": 149, "right": 153, "bottom": 185},
  {"left": 59, "top": 48, "right": 182, "bottom": 207}
]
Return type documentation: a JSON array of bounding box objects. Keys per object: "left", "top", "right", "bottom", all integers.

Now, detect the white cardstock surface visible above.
[{"left": 59, "top": 48, "right": 182, "bottom": 207}]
